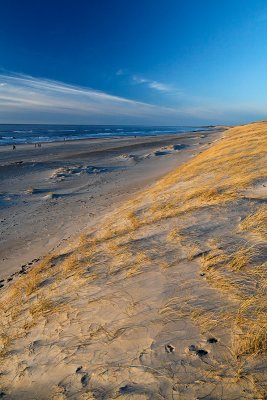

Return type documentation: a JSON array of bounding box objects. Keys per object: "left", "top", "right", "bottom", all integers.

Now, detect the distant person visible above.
[
  {"left": 12, "top": 145, "right": 16, "bottom": 150},
  {"left": 34, "top": 143, "right": 37, "bottom": 148}
]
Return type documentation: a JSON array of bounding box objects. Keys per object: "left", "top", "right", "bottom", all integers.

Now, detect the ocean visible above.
[{"left": 0, "top": 124, "right": 211, "bottom": 146}]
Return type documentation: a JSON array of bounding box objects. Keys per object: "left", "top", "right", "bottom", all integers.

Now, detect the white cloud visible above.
[
  {"left": 0, "top": 74, "right": 209, "bottom": 125},
  {"left": 132, "top": 76, "right": 148, "bottom": 85},
  {"left": 148, "top": 81, "right": 172, "bottom": 92},
  {"left": 116, "top": 69, "right": 125, "bottom": 76},
  {"left": 132, "top": 75, "right": 179, "bottom": 93},
  {"left": 0, "top": 72, "right": 258, "bottom": 125},
  {"left": 0, "top": 73, "right": 187, "bottom": 124}
]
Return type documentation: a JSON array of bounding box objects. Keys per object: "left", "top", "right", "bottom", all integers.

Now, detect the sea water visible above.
[{"left": 0, "top": 124, "right": 212, "bottom": 146}]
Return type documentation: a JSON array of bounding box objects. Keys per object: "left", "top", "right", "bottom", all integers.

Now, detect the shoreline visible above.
[
  {"left": 0, "top": 127, "right": 223, "bottom": 153},
  {"left": 0, "top": 127, "right": 224, "bottom": 284},
  {"left": 0, "top": 125, "right": 222, "bottom": 147}
]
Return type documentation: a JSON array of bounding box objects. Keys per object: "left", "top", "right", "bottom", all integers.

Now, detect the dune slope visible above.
[{"left": 0, "top": 122, "right": 266, "bottom": 399}]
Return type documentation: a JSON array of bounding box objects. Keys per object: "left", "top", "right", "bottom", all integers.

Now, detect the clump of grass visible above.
[
  {"left": 186, "top": 243, "right": 203, "bottom": 261},
  {"left": 51, "top": 385, "right": 67, "bottom": 400},
  {"left": 0, "top": 333, "right": 11, "bottom": 357},
  {"left": 227, "top": 246, "right": 258, "bottom": 272},
  {"left": 159, "top": 260, "right": 170, "bottom": 270},
  {"left": 167, "top": 228, "right": 184, "bottom": 244},
  {"left": 95, "top": 225, "right": 119, "bottom": 242},
  {"left": 0, "top": 280, "right": 24, "bottom": 313},
  {"left": 239, "top": 205, "right": 267, "bottom": 239},
  {"left": 201, "top": 248, "right": 226, "bottom": 270},
  {"left": 61, "top": 254, "right": 79, "bottom": 275},
  {"left": 126, "top": 211, "right": 142, "bottom": 230},
  {"left": 200, "top": 246, "right": 259, "bottom": 300},
  {"left": 203, "top": 266, "right": 241, "bottom": 299},
  {"left": 108, "top": 242, "right": 132, "bottom": 275},
  {"left": 23, "top": 254, "right": 56, "bottom": 295},
  {"left": 232, "top": 283, "right": 267, "bottom": 357},
  {"left": 201, "top": 242, "right": 267, "bottom": 357},
  {"left": 126, "top": 251, "right": 151, "bottom": 277},
  {"left": 0, "top": 254, "right": 56, "bottom": 325},
  {"left": 79, "top": 233, "right": 88, "bottom": 246},
  {"left": 233, "top": 320, "right": 267, "bottom": 356},
  {"left": 24, "top": 274, "right": 43, "bottom": 296},
  {"left": 190, "top": 308, "right": 227, "bottom": 334},
  {"left": 29, "top": 296, "right": 63, "bottom": 320},
  {"left": 183, "top": 186, "right": 236, "bottom": 204},
  {"left": 106, "top": 238, "right": 121, "bottom": 253},
  {"left": 160, "top": 294, "right": 233, "bottom": 335},
  {"left": 233, "top": 307, "right": 267, "bottom": 356}
]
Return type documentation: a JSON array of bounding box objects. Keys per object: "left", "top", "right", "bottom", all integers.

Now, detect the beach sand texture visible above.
[
  {"left": 0, "top": 123, "right": 266, "bottom": 399},
  {"left": 0, "top": 131, "right": 219, "bottom": 279}
]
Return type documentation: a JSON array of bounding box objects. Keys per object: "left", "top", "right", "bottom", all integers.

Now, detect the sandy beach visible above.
[
  {"left": 0, "top": 123, "right": 266, "bottom": 400},
  {"left": 0, "top": 129, "right": 221, "bottom": 281},
  {"left": 2, "top": 0, "right": 267, "bottom": 398}
]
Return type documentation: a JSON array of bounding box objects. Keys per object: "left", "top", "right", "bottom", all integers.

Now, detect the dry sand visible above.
[
  {"left": 0, "top": 130, "right": 219, "bottom": 280},
  {"left": 0, "top": 124, "right": 266, "bottom": 400}
]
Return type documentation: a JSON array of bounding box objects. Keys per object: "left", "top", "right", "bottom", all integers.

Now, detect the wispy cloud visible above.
[
  {"left": 115, "top": 69, "right": 125, "bottom": 76},
  {"left": 132, "top": 75, "right": 181, "bottom": 94},
  {"left": 0, "top": 73, "right": 186, "bottom": 123},
  {"left": 0, "top": 72, "right": 256, "bottom": 125}
]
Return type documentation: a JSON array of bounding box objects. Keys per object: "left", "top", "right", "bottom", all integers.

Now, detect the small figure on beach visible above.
[
  {"left": 34, "top": 143, "right": 37, "bottom": 148},
  {"left": 12, "top": 145, "right": 16, "bottom": 150}
]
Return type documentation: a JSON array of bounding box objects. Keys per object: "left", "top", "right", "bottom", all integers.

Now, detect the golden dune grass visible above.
[
  {"left": 239, "top": 204, "right": 267, "bottom": 239},
  {"left": 0, "top": 123, "right": 266, "bottom": 397},
  {"left": 2, "top": 123, "right": 266, "bottom": 325},
  {"left": 146, "top": 122, "right": 266, "bottom": 358}
]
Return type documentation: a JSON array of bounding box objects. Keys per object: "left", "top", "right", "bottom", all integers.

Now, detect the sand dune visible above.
[
  {"left": 0, "top": 131, "right": 215, "bottom": 279},
  {"left": 0, "top": 123, "right": 266, "bottom": 399}
]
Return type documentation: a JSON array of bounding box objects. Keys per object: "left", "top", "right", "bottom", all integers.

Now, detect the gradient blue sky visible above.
[{"left": 0, "top": 0, "right": 267, "bottom": 125}]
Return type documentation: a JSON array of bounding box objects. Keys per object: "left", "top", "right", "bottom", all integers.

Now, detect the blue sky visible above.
[{"left": 0, "top": 0, "right": 267, "bottom": 125}]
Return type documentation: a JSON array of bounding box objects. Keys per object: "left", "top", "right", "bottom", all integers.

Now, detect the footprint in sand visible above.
[
  {"left": 207, "top": 337, "right": 218, "bottom": 344},
  {"left": 75, "top": 366, "right": 89, "bottom": 388},
  {"left": 188, "top": 345, "right": 208, "bottom": 357},
  {"left": 196, "top": 349, "right": 208, "bottom": 357},
  {"left": 58, "top": 368, "right": 90, "bottom": 396},
  {"left": 80, "top": 374, "right": 89, "bottom": 387},
  {"left": 165, "top": 344, "right": 175, "bottom": 353}
]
